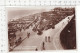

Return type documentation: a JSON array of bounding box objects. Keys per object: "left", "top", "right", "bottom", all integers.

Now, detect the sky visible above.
[{"left": 7, "top": 6, "right": 75, "bottom": 21}]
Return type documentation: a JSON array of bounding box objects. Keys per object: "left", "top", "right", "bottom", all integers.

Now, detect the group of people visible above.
[
  {"left": 35, "top": 42, "right": 45, "bottom": 51},
  {"left": 35, "top": 36, "right": 51, "bottom": 51},
  {"left": 42, "top": 36, "right": 51, "bottom": 50},
  {"left": 45, "top": 36, "right": 51, "bottom": 42}
]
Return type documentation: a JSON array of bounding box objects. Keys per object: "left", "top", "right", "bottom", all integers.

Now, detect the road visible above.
[{"left": 13, "top": 15, "right": 74, "bottom": 51}]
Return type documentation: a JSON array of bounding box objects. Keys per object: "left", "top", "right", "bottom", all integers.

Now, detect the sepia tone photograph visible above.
[{"left": 7, "top": 6, "right": 76, "bottom": 52}]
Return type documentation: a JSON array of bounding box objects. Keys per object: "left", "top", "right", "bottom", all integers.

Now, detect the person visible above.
[
  {"left": 28, "top": 33, "right": 30, "bottom": 38},
  {"left": 20, "top": 37, "right": 21, "bottom": 41},
  {"left": 68, "top": 17, "right": 69, "bottom": 20},
  {"left": 17, "top": 37, "right": 21, "bottom": 44},
  {"left": 27, "top": 32, "right": 30, "bottom": 38},
  {"left": 43, "top": 42, "right": 45, "bottom": 47},
  {"left": 42, "top": 42, "right": 45, "bottom": 50},
  {"left": 48, "top": 36, "right": 50, "bottom": 42},
  {"left": 45, "top": 36, "right": 47, "bottom": 42},
  {"left": 27, "top": 32, "right": 29, "bottom": 38},
  {"left": 35, "top": 48, "right": 38, "bottom": 51},
  {"left": 68, "top": 17, "right": 70, "bottom": 23}
]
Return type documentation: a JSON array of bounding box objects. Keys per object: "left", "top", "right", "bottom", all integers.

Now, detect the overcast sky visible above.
[{"left": 7, "top": 6, "right": 75, "bottom": 21}]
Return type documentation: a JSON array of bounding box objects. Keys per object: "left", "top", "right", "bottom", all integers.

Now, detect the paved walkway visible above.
[{"left": 13, "top": 15, "right": 74, "bottom": 51}]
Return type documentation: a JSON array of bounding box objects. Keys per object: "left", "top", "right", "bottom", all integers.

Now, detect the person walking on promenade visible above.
[
  {"left": 45, "top": 36, "right": 47, "bottom": 42},
  {"left": 27, "top": 32, "right": 29, "bottom": 38},
  {"left": 48, "top": 36, "right": 51, "bottom": 42},
  {"left": 28, "top": 33, "right": 30, "bottom": 38},
  {"left": 42, "top": 42, "right": 45, "bottom": 50},
  {"left": 35, "top": 48, "right": 38, "bottom": 51},
  {"left": 68, "top": 17, "right": 70, "bottom": 23}
]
